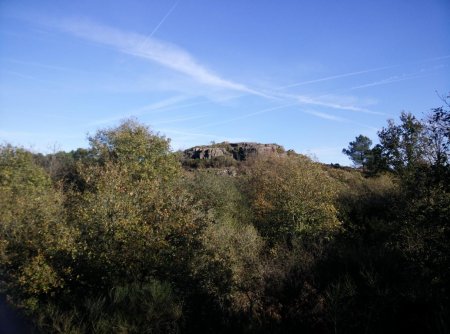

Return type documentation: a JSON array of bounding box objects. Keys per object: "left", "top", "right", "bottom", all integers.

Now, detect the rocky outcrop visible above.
[{"left": 183, "top": 142, "right": 286, "bottom": 161}]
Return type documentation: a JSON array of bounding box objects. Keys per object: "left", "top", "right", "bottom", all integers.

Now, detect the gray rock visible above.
[{"left": 184, "top": 142, "right": 285, "bottom": 161}]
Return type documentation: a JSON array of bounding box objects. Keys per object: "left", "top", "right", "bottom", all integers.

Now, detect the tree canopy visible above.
[
  {"left": 1, "top": 100, "right": 450, "bottom": 333},
  {"left": 342, "top": 135, "right": 373, "bottom": 169}
]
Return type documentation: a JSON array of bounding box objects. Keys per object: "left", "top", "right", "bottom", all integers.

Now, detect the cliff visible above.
[{"left": 183, "top": 142, "right": 286, "bottom": 161}]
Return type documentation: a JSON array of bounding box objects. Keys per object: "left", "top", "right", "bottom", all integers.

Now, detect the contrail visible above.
[
  {"left": 277, "top": 65, "right": 395, "bottom": 90},
  {"left": 349, "top": 64, "right": 447, "bottom": 91},
  {"left": 193, "top": 103, "right": 298, "bottom": 130},
  {"left": 138, "top": 0, "right": 180, "bottom": 51},
  {"left": 149, "top": 0, "right": 180, "bottom": 38},
  {"left": 277, "top": 54, "right": 450, "bottom": 91}
]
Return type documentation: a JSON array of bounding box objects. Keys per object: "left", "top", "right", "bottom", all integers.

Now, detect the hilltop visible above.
[
  {"left": 181, "top": 141, "right": 290, "bottom": 169},
  {"left": 183, "top": 142, "right": 286, "bottom": 160}
]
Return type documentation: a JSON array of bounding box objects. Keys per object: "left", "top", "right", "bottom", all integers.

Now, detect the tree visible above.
[
  {"left": 342, "top": 135, "right": 373, "bottom": 169},
  {"left": 87, "top": 118, "right": 180, "bottom": 181},
  {"left": 243, "top": 155, "right": 340, "bottom": 245},
  {"left": 67, "top": 120, "right": 208, "bottom": 285},
  {"left": 426, "top": 93, "right": 450, "bottom": 167},
  {"left": 377, "top": 112, "right": 426, "bottom": 173},
  {"left": 184, "top": 171, "right": 265, "bottom": 318},
  {"left": 26, "top": 119, "right": 208, "bottom": 332},
  {"left": 0, "top": 144, "right": 76, "bottom": 310}
]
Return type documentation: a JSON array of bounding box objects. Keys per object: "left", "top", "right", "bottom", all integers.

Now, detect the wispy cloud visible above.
[
  {"left": 351, "top": 75, "right": 413, "bottom": 90},
  {"left": 160, "top": 128, "right": 233, "bottom": 140},
  {"left": 0, "top": 130, "right": 80, "bottom": 139},
  {"left": 277, "top": 65, "right": 394, "bottom": 90},
  {"left": 184, "top": 92, "right": 381, "bottom": 132},
  {"left": 57, "top": 18, "right": 267, "bottom": 97},
  {"left": 299, "top": 109, "right": 379, "bottom": 130},
  {"left": 0, "top": 69, "right": 58, "bottom": 85},
  {"left": 195, "top": 89, "right": 384, "bottom": 130},
  {"left": 87, "top": 95, "right": 249, "bottom": 128},
  {"left": 152, "top": 113, "right": 208, "bottom": 125},
  {"left": 277, "top": 54, "right": 450, "bottom": 91},
  {"left": 2, "top": 58, "right": 84, "bottom": 73},
  {"left": 303, "top": 110, "right": 346, "bottom": 122},
  {"left": 350, "top": 64, "right": 447, "bottom": 90},
  {"left": 133, "top": 95, "right": 189, "bottom": 115},
  {"left": 284, "top": 93, "right": 386, "bottom": 115},
  {"left": 87, "top": 95, "right": 189, "bottom": 126},
  {"left": 193, "top": 103, "right": 298, "bottom": 130}
]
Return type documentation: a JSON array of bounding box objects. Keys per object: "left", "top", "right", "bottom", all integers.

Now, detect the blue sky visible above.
[{"left": 1, "top": 0, "right": 449, "bottom": 164}]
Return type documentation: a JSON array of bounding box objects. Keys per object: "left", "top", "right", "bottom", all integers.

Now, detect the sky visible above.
[{"left": 1, "top": 0, "right": 449, "bottom": 164}]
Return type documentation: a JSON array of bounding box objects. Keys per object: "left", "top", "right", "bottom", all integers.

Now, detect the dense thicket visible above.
[{"left": 1, "top": 96, "right": 449, "bottom": 333}]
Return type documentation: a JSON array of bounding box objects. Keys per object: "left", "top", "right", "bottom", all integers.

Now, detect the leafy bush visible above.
[{"left": 243, "top": 155, "right": 340, "bottom": 244}]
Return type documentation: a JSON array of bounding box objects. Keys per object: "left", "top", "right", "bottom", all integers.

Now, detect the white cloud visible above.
[
  {"left": 151, "top": 113, "right": 208, "bottom": 125},
  {"left": 303, "top": 110, "right": 346, "bottom": 122},
  {"left": 277, "top": 65, "right": 394, "bottom": 90},
  {"left": 87, "top": 95, "right": 190, "bottom": 126},
  {"left": 292, "top": 94, "right": 386, "bottom": 115},
  {"left": 193, "top": 103, "right": 297, "bottom": 130},
  {"left": 350, "top": 64, "right": 447, "bottom": 90},
  {"left": 2, "top": 58, "right": 84, "bottom": 73},
  {"left": 57, "top": 18, "right": 267, "bottom": 97}
]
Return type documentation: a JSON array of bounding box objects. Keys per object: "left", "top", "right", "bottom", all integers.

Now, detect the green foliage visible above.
[
  {"left": 377, "top": 112, "right": 427, "bottom": 173},
  {"left": 0, "top": 122, "right": 205, "bottom": 331},
  {"left": 193, "top": 222, "right": 265, "bottom": 315},
  {"left": 0, "top": 144, "right": 76, "bottom": 310},
  {"left": 184, "top": 171, "right": 250, "bottom": 225},
  {"left": 342, "top": 135, "right": 373, "bottom": 169},
  {"left": 18, "top": 254, "right": 64, "bottom": 295},
  {"left": 426, "top": 93, "right": 450, "bottom": 166},
  {"left": 328, "top": 167, "right": 398, "bottom": 231},
  {"left": 183, "top": 171, "right": 265, "bottom": 324},
  {"left": 2, "top": 108, "right": 450, "bottom": 333},
  {"left": 0, "top": 145, "right": 52, "bottom": 206},
  {"left": 88, "top": 119, "right": 180, "bottom": 181},
  {"left": 337, "top": 103, "right": 450, "bottom": 332},
  {"left": 244, "top": 155, "right": 340, "bottom": 244},
  {"left": 36, "top": 280, "right": 182, "bottom": 333},
  {"left": 66, "top": 120, "right": 207, "bottom": 285},
  {"left": 69, "top": 170, "right": 206, "bottom": 283}
]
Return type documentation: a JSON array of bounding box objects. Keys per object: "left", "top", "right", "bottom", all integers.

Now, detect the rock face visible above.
[{"left": 184, "top": 142, "right": 285, "bottom": 161}]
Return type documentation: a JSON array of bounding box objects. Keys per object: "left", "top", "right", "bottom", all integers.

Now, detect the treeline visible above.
[{"left": 0, "top": 95, "right": 449, "bottom": 333}]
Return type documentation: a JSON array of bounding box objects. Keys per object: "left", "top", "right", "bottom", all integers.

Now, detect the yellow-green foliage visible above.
[
  {"left": 88, "top": 119, "right": 180, "bottom": 182},
  {"left": 0, "top": 145, "right": 53, "bottom": 223},
  {"left": 185, "top": 170, "right": 265, "bottom": 314},
  {"left": 326, "top": 167, "right": 397, "bottom": 199},
  {"left": 183, "top": 170, "right": 251, "bottom": 226},
  {"left": 194, "top": 221, "right": 265, "bottom": 313},
  {"left": 67, "top": 120, "right": 208, "bottom": 282},
  {"left": 1, "top": 116, "right": 448, "bottom": 333},
  {"left": 325, "top": 166, "right": 398, "bottom": 225},
  {"left": 0, "top": 145, "right": 76, "bottom": 308},
  {"left": 18, "top": 254, "right": 64, "bottom": 295},
  {"left": 244, "top": 155, "right": 340, "bottom": 242}
]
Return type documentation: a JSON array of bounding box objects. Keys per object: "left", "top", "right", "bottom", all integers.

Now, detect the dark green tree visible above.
[
  {"left": 426, "top": 93, "right": 450, "bottom": 167},
  {"left": 378, "top": 112, "right": 426, "bottom": 173},
  {"left": 342, "top": 135, "right": 373, "bottom": 169}
]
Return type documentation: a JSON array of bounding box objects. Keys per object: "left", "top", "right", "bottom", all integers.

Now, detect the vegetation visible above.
[
  {"left": 342, "top": 134, "right": 373, "bottom": 170},
  {"left": 0, "top": 95, "right": 449, "bottom": 333}
]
